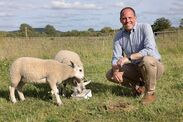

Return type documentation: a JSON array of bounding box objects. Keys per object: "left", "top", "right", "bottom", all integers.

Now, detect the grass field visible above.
[{"left": 0, "top": 32, "right": 183, "bottom": 122}]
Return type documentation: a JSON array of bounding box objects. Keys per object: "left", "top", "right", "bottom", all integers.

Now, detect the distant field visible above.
[{"left": 0, "top": 33, "right": 183, "bottom": 121}]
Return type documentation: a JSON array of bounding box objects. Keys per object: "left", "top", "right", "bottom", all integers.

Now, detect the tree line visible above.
[{"left": 0, "top": 17, "right": 183, "bottom": 37}]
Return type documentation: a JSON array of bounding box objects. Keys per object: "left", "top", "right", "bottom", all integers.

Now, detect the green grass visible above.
[{"left": 0, "top": 33, "right": 183, "bottom": 122}]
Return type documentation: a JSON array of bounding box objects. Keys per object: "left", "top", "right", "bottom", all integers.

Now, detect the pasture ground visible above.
[{"left": 0, "top": 33, "right": 183, "bottom": 122}]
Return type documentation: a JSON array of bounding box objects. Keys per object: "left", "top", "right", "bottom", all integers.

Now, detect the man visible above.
[{"left": 106, "top": 7, "right": 164, "bottom": 105}]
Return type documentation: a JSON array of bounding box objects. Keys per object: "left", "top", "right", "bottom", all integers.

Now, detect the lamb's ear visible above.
[
  {"left": 83, "top": 80, "right": 91, "bottom": 86},
  {"left": 70, "top": 61, "right": 75, "bottom": 68},
  {"left": 72, "top": 78, "right": 78, "bottom": 86}
]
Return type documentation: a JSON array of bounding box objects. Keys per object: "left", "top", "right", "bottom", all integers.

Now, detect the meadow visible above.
[{"left": 0, "top": 32, "right": 183, "bottom": 122}]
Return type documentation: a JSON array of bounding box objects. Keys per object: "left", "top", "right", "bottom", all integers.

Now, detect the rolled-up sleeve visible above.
[
  {"left": 139, "top": 24, "right": 156, "bottom": 57},
  {"left": 111, "top": 33, "right": 123, "bottom": 65}
]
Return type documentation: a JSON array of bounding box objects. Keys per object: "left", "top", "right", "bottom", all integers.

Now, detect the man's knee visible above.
[
  {"left": 139, "top": 56, "right": 158, "bottom": 81},
  {"left": 141, "top": 56, "right": 157, "bottom": 67}
]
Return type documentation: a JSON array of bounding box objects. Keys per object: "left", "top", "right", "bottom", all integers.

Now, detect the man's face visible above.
[{"left": 120, "top": 9, "right": 136, "bottom": 31}]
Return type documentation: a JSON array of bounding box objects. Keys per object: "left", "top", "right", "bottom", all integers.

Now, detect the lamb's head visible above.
[
  {"left": 70, "top": 61, "right": 84, "bottom": 80},
  {"left": 69, "top": 61, "right": 91, "bottom": 94},
  {"left": 72, "top": 79, "right": 91, "bottom": 95}
]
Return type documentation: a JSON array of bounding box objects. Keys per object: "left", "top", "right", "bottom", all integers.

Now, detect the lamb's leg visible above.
[
  {"left": 9, "top": 86, "right": 17, "bottom": 103},
  {"left": 9, "top": 75, "right": 21, "bottom": 103},
  {"left": 17, "top": 81, "right": 25, "bottom": 101},
  {"left": 49, "top": 82, "right": 63, "bottom": 106}
]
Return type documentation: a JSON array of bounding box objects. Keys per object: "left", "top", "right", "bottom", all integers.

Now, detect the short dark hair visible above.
[{"left": 120, "top": 7, "right": 136, "bottom": 17}]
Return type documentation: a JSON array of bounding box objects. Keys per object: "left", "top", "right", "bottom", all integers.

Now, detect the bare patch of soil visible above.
[{"left": 105, "top": 101, "right": 136, "bottom": 112}]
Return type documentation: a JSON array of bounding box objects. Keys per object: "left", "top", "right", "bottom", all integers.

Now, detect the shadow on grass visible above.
[
  {"left": 23, "top": 84, "right": 53, "bottom": 101},
  {"left": 86, "top": 82, "right": 134, "bottom": 97},
  {"left": 0, "top": 89, "right": 10, "bottom": 101},
  {"left": 0, "top": 84, "right": 53, "bottom": 102},
  {"left": 0, "top": 82, "right": 134, "bottom": 103}
]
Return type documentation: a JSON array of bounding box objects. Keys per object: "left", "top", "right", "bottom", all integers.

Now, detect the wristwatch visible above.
[{"left": 128, "top": 55, "right": 132, "bottom": 61}]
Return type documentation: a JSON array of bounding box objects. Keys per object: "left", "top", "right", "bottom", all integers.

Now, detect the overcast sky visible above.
[{"left": 0, "top": 0, "right": 183, "bottom": 31}]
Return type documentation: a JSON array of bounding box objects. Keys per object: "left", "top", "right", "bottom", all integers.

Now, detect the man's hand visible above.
[
  {"left": 113, "top": 71, "right": 123, "bottom": 82},
  {"left": 117, "top": 57, "right": 129, "bottom": 66}
]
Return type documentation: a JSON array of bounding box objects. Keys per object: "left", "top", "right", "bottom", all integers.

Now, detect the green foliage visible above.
[
  {"left": 101, "top": 27, "right": 113, "bottom": 33},
  {"left": 152, "top": 17, "right": 171, "bottom": 32},
  {"left": 88, "top": 28, "right": 95, "bottom": 32},
  {"left": 19, "top": 23, "right": 36, "bottom": 37},
  {"left": 0, "top": 58, "right": 10, "bottom": 82},
  {"left": 3, "top": 19, "right": 183, "bottom": 37},
  {"left": 19, "top": 23, "right": 33, "bottom": 32},
  {"left": 44, "top": 24, "right": 58, "bottom": 37},
  {"left": 179, "top": 18, "right": 183, "bottom": 28}
]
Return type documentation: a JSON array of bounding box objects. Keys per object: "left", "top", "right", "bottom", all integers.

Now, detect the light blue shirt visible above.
[{"left": 112, "top": 23, "right": 161, "bottom": 65}]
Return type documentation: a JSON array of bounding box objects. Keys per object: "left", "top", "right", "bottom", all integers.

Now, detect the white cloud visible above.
[
  {"left": 0, "top": 0, "right": 182, "bottom": 31},
  {"left": 170, "top": 0, "right": 183, "bottom": 14},
  {"left": 112, "top": 2, "right": 125, "bottom": 7},
  {"left": 0, "top": 12, "right": 13, "bottom": 17},
  {"left": 51, "top": 0, "right": 101, "bottom": 10},
  {"left": 0, "top": 2, "right": 5, "bottom": 6}
]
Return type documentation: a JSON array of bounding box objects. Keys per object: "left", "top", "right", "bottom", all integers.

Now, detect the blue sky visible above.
[{"left": 0, "top": 0, "right": 183, "bottom": 31}]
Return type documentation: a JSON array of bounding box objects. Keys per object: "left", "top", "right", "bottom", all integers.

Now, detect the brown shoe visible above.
[{"left": 140, "top": 93, "right": 156, "bottom": 105}]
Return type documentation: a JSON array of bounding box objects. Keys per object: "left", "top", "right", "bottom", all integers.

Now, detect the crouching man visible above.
[{"left": 106, "top": 7, "right": 164, "bottom": 105}]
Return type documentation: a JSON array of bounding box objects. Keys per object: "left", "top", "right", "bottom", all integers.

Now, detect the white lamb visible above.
[
  {"left": 9, "top": 57, "right": 84, "bottom": 106},
  {"left": 54, "top": 50, "right": 83, "bottom": 69},
  {"left": 54, "top": 50, "right": 90, "bottom": 95}
]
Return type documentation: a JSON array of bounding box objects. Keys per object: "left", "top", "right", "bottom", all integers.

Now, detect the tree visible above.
[
  {"left": 19, "top": 23, "right": 34, "bottom": 37},
  {"left": 100, "top": 27, "right": 113, "bottom": 33},
  {"left": 152, "top": 17, "right": 171, "bottom": 32},
  {"left": 88, "top": 28, "right": 95, "bottom": 32},
  {"left": 179, "top": 18, "right": 183, "bottom": 28},
  {"left": 44, "top": 24, "right": 57, "bottom": 36}
]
